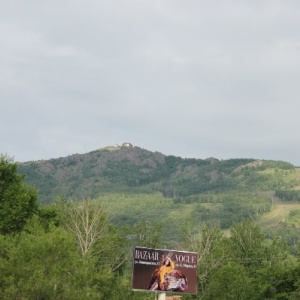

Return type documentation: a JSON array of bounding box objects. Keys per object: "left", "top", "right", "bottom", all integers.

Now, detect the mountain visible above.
[{"left": 18, "top": 144, "right": 299, "bottom": 204}]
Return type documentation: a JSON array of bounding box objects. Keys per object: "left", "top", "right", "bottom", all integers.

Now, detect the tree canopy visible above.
[
  {"left": 2, "top": 152, "right": 300, "bottom": 298},
  {"left": 0, "top": 155, "right": 38, "bottom": 234}
]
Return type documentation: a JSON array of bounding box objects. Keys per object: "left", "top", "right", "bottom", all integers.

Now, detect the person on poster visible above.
[
  {"left": 148, "top": 256, "right": 174, "bottom": 290},
  {"left": 158, "top": 256, "right": 175, "bottom": 288},
  {"left": 148, "top": 255, "right": 189, "bottom": 291}
]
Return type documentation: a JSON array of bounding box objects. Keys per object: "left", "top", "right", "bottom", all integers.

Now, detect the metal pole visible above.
[{"left": 158, "top": 292, "right": 166, "bottom": 300}]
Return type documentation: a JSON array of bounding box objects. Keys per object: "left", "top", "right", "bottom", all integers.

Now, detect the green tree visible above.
[
  {"left": 228, "top": 221, "right": 298, "bottom": 299},
  {"left": 0, "top": 155, "right": 38, "bottom": 234},
  {"left": 57, "top": 198, "right": 131, "bottom": 274},
  {"left": 203, "top": 264, "right": 258, "bottom": 300},
  {"left": 0, "top": 216, "right": 112, "bottom": 299},
  {"left": 133, "top": 220, "right": 163, "bottom": 248},
  {"left": 229, "top": 220, "right": 266, "bottom": 268},
  {"left": 181, "top": 222, "right": 228, "bottom": 298}
]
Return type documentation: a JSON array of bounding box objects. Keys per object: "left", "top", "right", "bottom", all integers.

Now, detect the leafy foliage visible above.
[
  {"left": 0, "top": 155, "right": 38, "bottom": 234},
  {"left": 2, "top": 148, "right": 300, "bottom": 298},
  {"left": 275, "top": 190, "right": 300, "bottom": 202},
  {"left": 1, "top": 196, "right": 300, "bottom": 299}
]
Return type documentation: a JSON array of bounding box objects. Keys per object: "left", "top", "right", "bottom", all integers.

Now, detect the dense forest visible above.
[
  {"left": 17, "top": 145, "right": 296, "bottom": 203},
  {"left": 2, "top": 146, "right": 300, "bottom": 299}
]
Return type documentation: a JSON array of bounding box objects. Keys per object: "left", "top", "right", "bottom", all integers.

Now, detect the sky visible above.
[{"left": 1, "top": 1, "right": 300, "bottom": 166}]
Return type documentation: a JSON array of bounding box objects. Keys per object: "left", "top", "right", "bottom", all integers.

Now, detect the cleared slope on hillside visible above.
[{"left": 256, "top": 190, "right": 300, "bottom": 228}]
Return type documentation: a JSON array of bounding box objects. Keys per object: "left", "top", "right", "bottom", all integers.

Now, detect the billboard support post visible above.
[{"left": 158, "top": 292, "right": 166, "bottom": 300}]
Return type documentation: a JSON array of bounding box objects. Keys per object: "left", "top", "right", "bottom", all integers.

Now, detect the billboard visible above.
[{"left": 132, "top": 246, "right": 198, "bottom": 294}]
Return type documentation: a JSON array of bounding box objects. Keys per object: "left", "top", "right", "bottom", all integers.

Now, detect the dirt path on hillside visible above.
[{"left": 257, "top": 192, "right": 300, "bottom": 227}]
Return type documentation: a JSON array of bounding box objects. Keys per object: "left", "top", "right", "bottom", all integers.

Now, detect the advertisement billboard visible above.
[{"left": 132, "top": 246, "right": 198, "bottom": 294}]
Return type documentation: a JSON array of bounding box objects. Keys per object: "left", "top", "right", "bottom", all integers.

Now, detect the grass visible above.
[{"left": 256, "top": 193, "right": 300, "bottom": 228}]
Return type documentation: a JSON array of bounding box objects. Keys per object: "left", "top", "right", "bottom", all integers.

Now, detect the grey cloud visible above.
[{"left": 1, "top": 1, "right": 300, "bottom": 165}]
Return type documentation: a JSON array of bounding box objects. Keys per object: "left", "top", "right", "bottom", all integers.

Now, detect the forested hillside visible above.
[
  {"left": 3, "top": 148, "right": 300, "bottom": 298},
  {"left": 18, "top": 144, "right": 298, "bottom": 203},
  {"left": 17, "top": 145, "right": 300, "bottom": 233}
]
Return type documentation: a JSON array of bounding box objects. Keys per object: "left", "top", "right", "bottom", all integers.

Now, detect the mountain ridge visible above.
[{"left": 17, "top": 144, "right": 298, "bottom": 204}]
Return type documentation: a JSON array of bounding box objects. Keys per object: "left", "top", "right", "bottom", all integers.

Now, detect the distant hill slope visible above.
[{"left": 17, "top": 144, "right": 299, "bottom": 204}]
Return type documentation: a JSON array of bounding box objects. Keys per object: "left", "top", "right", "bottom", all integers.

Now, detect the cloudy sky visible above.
[{"left": 1, "top": 1, "right": 300, "bottom": 166}]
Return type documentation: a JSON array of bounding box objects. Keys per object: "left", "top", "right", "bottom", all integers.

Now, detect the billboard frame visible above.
[{"left": 132, "top": 246, "right": 198, "bottom": 295}]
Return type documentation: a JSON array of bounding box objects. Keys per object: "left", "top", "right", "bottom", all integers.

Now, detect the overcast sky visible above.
[{"left": 1, "top": 1, "right": 300, "bottom": 166}]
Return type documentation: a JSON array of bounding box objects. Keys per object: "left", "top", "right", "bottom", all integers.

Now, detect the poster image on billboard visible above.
[{"left": 132, "top": 246, "right": 198, "bottom": 295}]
